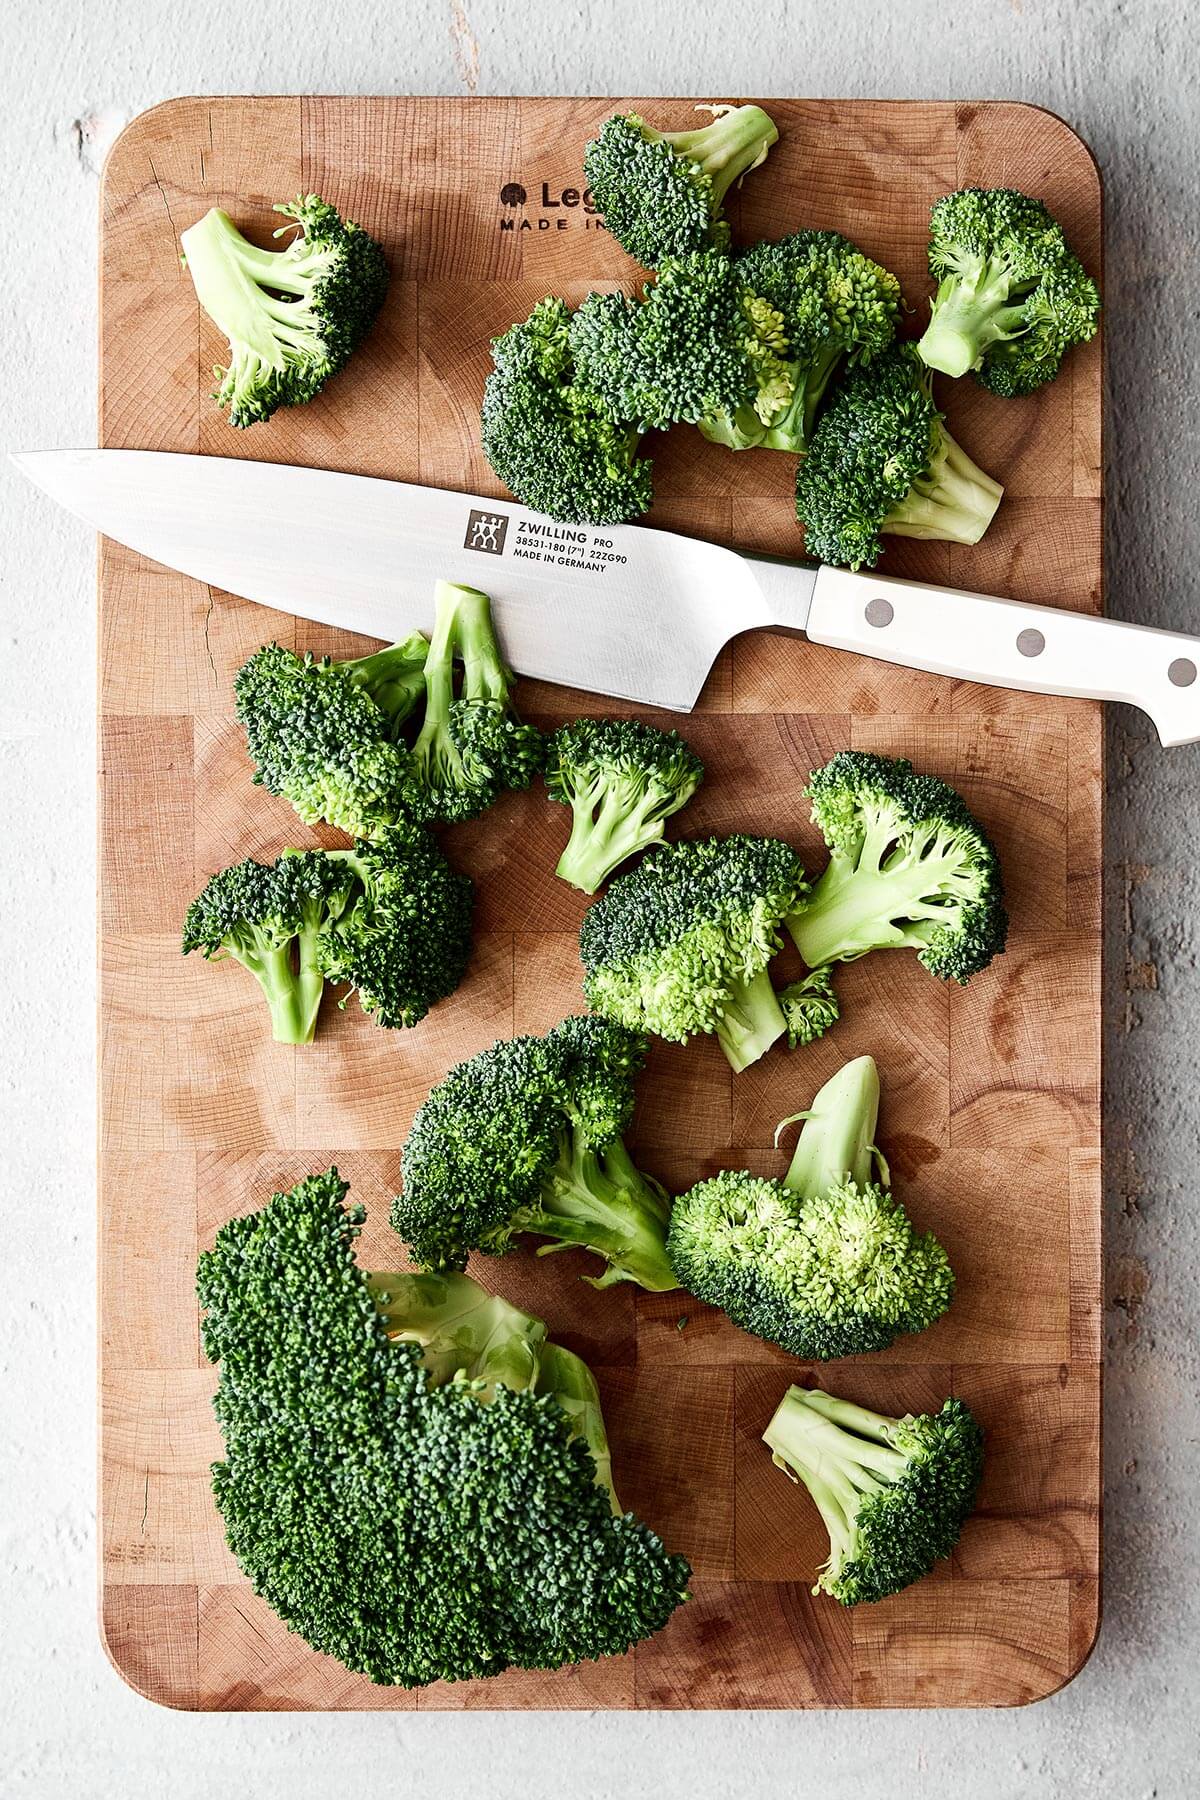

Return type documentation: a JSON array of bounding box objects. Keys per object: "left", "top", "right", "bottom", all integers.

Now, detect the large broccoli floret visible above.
[
  {"left": 667, "top": 1055, "right": 954, "bottom": 1358},
  {"left": 917, "top": 187, "right": 1100, "bottom": 393},
  {"left": 199, "top": 1169, "right": 690, "bottom": 1686},
  {"left": 583, "top": 105, "right": 779, "bottom": 268},
  {"left": 402, "top": 581, "right": 542, "bottom": 824},
  {"left": 392, "top": 1014, "right": 677, "bottom": 1291},
  {"left": 481, "top": 297, "right": 654, "bottom": 525},
  {"left": 763, "top": 1385, "right": 984, "bottom": 1604},
  {"left": 235, "top": 635, "right": 428, "bottom": 838},
  {"left": 778, "top": 965, "right": 840, "bottom": 1048},
  {"left": 787, "top": 751, "right": 1007, "bottom": 984},
  {"left": 729, "top": 231, "right": 903, "bottom": 452},
  {"left": 794, "top": 344, "right": 1004, "bottom": 569},
  {"left": 180, "top": 196, "right": 389, "bottom": 427},
  {"left": 579, "top": 835, "right": 808, "bottom": 1073},
  {"left": 545, "top": 716, "right": 704, "bottom": 894}
]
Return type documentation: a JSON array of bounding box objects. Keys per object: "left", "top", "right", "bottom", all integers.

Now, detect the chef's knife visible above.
[{"left": 13, "top": 448, "right": 1200, "bottom": 745}]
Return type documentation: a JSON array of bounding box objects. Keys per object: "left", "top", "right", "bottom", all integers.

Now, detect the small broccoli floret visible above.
[
  {"left": 918, "top": 187, "right": 1100, "bottom": 392},
  {"left": 795, "top": 344, "right": 1004, "bottom": 569},
  {"left": 182, "top": 851, "right": 355, "bottom": 1044},
  {"left": 393, "top": 1014, "right": 677, "bottom": 1291},
  {"left": 579, "top": 835, "right": 808, "bottom": 1072},
  {"left": 778, "top": 966, "right": 840, "bottom": 1048},
  {"left": 199, "top": 1170, "right": 689, "bottom": 1685},
  {"left": 235, "top": 635, "right": 428, "bottom": 838},
  {"left": 583, "top": 105, "right": 779, "bottom": 268},
  {"left": 728, "top": 231, "right": 902, "bottom": 452},
  {"left": 763, "top": 1385, "right": 984, "bottom": 1604},
  {"left": 482, "top": 297, "right": 654, "bottom": 525},
  {"left": 546, "top": 717, "right": 705, "bottom": 894},
  {"left": 788, "top": 751, "right": 1007, "bottom": 984},
  {"left": 180, "top": 196, "right": 389, "bottom": 427}
]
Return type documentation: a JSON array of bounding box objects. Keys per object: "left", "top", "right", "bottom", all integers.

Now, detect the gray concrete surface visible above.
[{"left": 2, "top": 1, "right": 1197, "bottom": 1794}]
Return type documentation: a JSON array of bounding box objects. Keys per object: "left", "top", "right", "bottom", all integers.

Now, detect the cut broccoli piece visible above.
[
  {"left": 917, "top": 187, "right": 1100, "bottom": 393},
  {"left": 583, "top": 105, "right": 779, "bottom": 268},
  {"left": 199, "top": 1169, "right": 689, "bottom": 1686},
  {"left": 794, "top": 343, "right": 1004, "bottom": 570},
  {"left": 545, "top": 717, "right": 705, "bottom": 894},
  {"left": 234, "top": 635, "right": 427, "bottom": 839},
  {"left": 579, "top": 835, "right": 808, "bottom": 1073},
  {"left": 393, "top": 1014, "right": 677, "bottom": 1291},
  {"left": 180, "top": 195, "right": 389, "bottom": 427},
  {"left": 763, "top": 1385, "right": 983, "bottom": 1604},
  {"left": 482, "top": 296, "right": 654, "bottom": 525},
  {"left": 778, "top": 966, "right": 840, "bottom": 1048},
  {"left": 787, "top": 751, "right": 1007, "bottom": 984}
]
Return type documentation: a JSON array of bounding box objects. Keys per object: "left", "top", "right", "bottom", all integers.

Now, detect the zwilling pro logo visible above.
[{"left": 464, "top": 508, "right": 509, "bottom": 555}]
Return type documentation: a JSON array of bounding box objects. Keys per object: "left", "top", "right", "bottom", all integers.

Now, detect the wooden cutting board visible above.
[{"left": 98, "top": 96, "right": 1102, "bottom": 1711}]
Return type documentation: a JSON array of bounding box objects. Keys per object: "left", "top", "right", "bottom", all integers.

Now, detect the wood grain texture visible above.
[{"left": 98, "top": 96, "right": 1103, "bottom": 1711}]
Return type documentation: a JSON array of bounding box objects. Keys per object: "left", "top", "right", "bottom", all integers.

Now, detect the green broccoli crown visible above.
[
  {"left": 778, "top": 965, "right": 840, "bottom": 1048},
  {"left": 482, "top": 297, "right": 654, "bottom": 525},
  {"left": 393, "top": 1015, "right": 677, "bottom": 1291},
  {"left": 546, "top": 716, "right": 705, "bottom": 894},
  {"left": 315, "top": 823, "right": 474, "bottom": 1030},
  {"left": 918, "top": 187, "right": 1100, "bottom": 391},
  {"left": 763, "top": 1387, "right": 984, "bottom": 1604},
  {"left": 180, "top": 196, "right": 389, "bottom": 428},
  {"left": 790, "top": 751, "right": 1007, "bottom": 983},
  {"left": 794, "top": 344, "right": 1003, "bottom": 570},
  {"left": 583, "top": 105, "right": 779, "bottom": 268},
  {"left": 198, "top": 1169, "right": 689, "bottom": 1686}
]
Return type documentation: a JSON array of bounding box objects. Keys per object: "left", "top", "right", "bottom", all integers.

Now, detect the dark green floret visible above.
[
  {"left": 546, "top": 716, "right": 705, "bottom": 893},
  {"left": 579, "top": 835, "right": 809, "bottom": 1073},
  {"left": 788, "top": 751, "right": 1007, "bottom": 984},
  {"left": 583, "top": 105, "right": 779, "bottom": 268},
  {"left": 763, "top": 1385, "right": 983, "bottom": 1604},
  {"left": 235, "top": 635, "right": 427, "bottom": 838},
  {"left": 778, "top": 965, "right": 840, "bottom": 1048},
  {"left": 199, "top": 1169, "right": 690, "bottom": 1686},
  {"left": 918, "top": 187, "right": 1100, "bottom": 393},
  {"left": 180, "top": 195, "right": 389, "bottom": 427},
  {"left": 393, "top": 1014, "right": 677, "bottom": 1291},
  {"left": 794, "top": 343, "right": 1004, "bottom": 570}
]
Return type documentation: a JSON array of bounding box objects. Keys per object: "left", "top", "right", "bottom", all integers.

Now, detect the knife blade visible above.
[{"left": 13, "top": 448, "right": 1200, "bottom": 744}]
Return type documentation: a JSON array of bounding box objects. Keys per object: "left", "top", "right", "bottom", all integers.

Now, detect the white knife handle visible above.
[{"left": 804, "top": 565, "right": 1200, "bottom": 747}]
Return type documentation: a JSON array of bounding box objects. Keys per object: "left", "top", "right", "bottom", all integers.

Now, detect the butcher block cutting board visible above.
[{"left": 98, "top": 96, "right": 1102, "bottom": 1711}]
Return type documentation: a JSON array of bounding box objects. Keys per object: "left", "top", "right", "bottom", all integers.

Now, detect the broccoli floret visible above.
[
  {"left": 788, "top": 751, "right": 1008, "bottom": 984},
  {"left": 668, "top": 1055, "right": 953, "bottom": 1358},
  {"left": 917, "top": 187, "right": 1100, "bottom": 392},
  {"left": 583, "top": 105, "right": 779, "bottom": 267},
  {"left": 182, "top": 851, "right": 355, "bottom": 1044},
  {"left": 234, "top": 635, "right": 428, "bottom": 838},
  {"left": 392, "top": 1014, "right": 677, "bottom": 1291},
  {"left": 569, "top": 252, "right": 793, "bottom": 442},
  {"left": 481, "top": 297, "right": 654, "bottom": 525},
  {"left": 579, "top": 835, "right": 808, "bottom": 1073},
  {"left": 778, "top": 966, "right": 840, "bottom": 1048},
  {"left": 199, "top": 1169, "right": 689, "bottom": 1686},
  {"left": 795, "top": 344, "right": 1004, "bottom": 569},
  {"left": 546, "top": 717, "right": 705, "bottom": 894},
  {"left": 403, "top": 581, "right": 542, "bottom": 823},
  {"left": 728, "top": 231, "right": 902, "bottom": 452},
  {"left": 763, "top": 1385, "right": 983, "bottom": 1604},
  {"left": 180, "top": 196, "right": 389, "bottom": 427}
]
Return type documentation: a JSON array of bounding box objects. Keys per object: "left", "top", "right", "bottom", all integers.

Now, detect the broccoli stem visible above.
[
  {"left": 788, "top": 829, "right": 983, "bottom": 968},
  {"left": 918, "top": 264, "right": 1032, "bottom": 378},
  {"left": 760, "top": 340, "right": 846, "bottom": 451},
  {"left": 237, "top": 941, "right": 321, "bottom": 1045},
  {"left": 781, "top": 1055, "right": 881, "bottom": 1198},
  {"left": 763, "top": 1385, "right": 907, "bottom": 1587},
  {"left": 536, "top": 1343, "right": 623, "bottom": 1515},
  {"left": 340, "top": 634, "right": 428, "bottom": 731},
  {"left": 411, "top": 582, "right": 509, "bottom": 786},
  {"left": 555, "top": 778, "right": 670, "bottom": 894},
  {"left": 366, "top": 1269, "right": 546, "bottom": 1394},
  {"left": 181, "top": 208, "right": 325, "bottom": 372},
  {"left": 524, "top": 1132, "right": 678, "bottom": 1291},
  {"left": 714, "top": 965, "right": 788, "bottom": 1072},
  {"left": 657, "top": 105, "right": 780, "bottom": 209},
  {"left": 883, "top": 427, "right": 1003, "bottom": 545}
]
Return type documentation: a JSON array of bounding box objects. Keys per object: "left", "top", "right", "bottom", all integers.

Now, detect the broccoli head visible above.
[
  {"left": 583, "top": 105, "right": 779, "bottom": 267},
  {"left": 778, "top": 966, "right": 840, "bottom": 1048},
  {"left": 180, "top": 196, "right": 389, "bottom": 427},
  {"left": 788, "top": 751, "right": 1007, "bottom": 983},
  {"left": 393, "top": 1014, "right": 677, "bottom": 1291},
  {"left": 199, "top": 1169, "right": 690, "bottom": 1686},
  {"left": 481, "top": 296, "right": 654, "bottom": 525},
  {"left": 763, "top": 1385, "right": 984, "bottom": 1604},
  {"left": 579, "top": 834, "right": 808, "bottom": 1073},
  {"left": 545, "top": 716, "right": 705, "bottom": 894},
  {"left": 795, "top": 344, "right": 1004, "bottom": 569},
  {"left": 918, "top": 187, "right": 1100, "bottom": 393}
]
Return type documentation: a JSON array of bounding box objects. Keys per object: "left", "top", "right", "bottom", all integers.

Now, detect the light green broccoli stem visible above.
[
  {"left": 918, "top": 262, "right": 1033, "bottom": 378},
  {"left": 229, "top": 940, "right": 320, "bottom": 1045},
  {"left": 763, "top": 1385, "right": 908, "bottom": 1584},
  {"left": 522, "top": 1131, "right": 678, "bottom": 1292},
  {"left": 714, "top": 965, "right": 788, "bottom": 1072},
  {"left": 760, "top": 339, "right": 847, "bottom": 451},
  {"left": 340, "top": 634, "right": 428, "bottom": 729},
  {"left": 656, "top": 105, "right": 780, "bottom": 210},
  {"left": 536, "top": 1342, "right": 623, "bottom": 1515},
  {"left": 180, "top": 207, "right": 332, "bottom": 371},
  {"left": 366, "top": 1269, "right": 546, "bottom": 1395},
  {"left": 411, "top": 581, "right": 509, "bottom": 785},
  {"left": 555, "top": 776, "right": 672, "bottom": 894},
  {"left": 883, "top": 428, "right": 1003, "bottom": 545},
  {"left": 780, "top": 1055, "right": 883, "bottom": 1199}
]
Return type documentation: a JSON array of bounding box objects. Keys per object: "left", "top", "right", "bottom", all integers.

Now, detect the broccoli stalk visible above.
[
  {"left": 334, "top": 636, "right": 429, "bottom": 729},
  {"left": 533, "top": 1132, "right": 676, "bottom": 1292},
  {"left": 882, "top": 427, "right": 1005, "bottom": 545},
  {"left": 547, "top": 718, "right": 705, "bottom": 894},
  {"left": 779, "top": 1053, "right": 887, "bottom": 1197},
  {"left": 714, "top": 966, "right": 791, "bottom": 1074}
]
